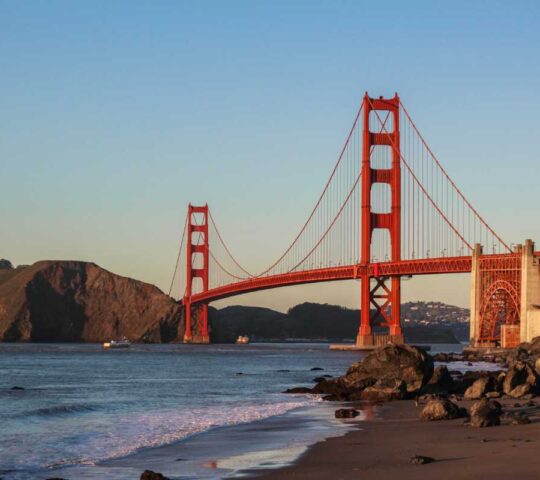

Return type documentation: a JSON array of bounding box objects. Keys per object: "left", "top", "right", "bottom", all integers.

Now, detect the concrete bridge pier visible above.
[
  {"left": 520, "top": 239, "right": 540, "bottom": 343},
  {"left": 470, "top": 239, "right": 540, "bottom": 348}
]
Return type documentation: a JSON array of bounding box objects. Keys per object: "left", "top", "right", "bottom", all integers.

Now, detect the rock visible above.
[
  {"left": 10, "top": 386, "right": 25, "bottom": 390},
  {"left": 409, "top": 455, "right": 435, "bottom": 465},
  {"left": 283, "top": 387, "right": 314, "bottom": 394},
  {"left": 334, "top": 408, "right": 360, "bottom": 419},
  {"left": 451, "top": 371, "right": 479, "bottom": 395},
  {"left": 140, "top": 471, "right": 170, "bottom": 480},
  {"left": 528, "top": 336, "right": 540, "bottom": 356},
  {"left": 503, "top": 361, "right": 538, "bottom": 396},
  {"left": 360, "top": 379, "right": 407, "bottom": 402},
  {"left": 432, "top": 352, "right": 449, "bottom": 362},
  {"left": 313, "top": 377, "right": 373, "bottom": 401},
  {"left": 511, "top": 413, "right": 531, "bottom": 425},
  {"left": 422, "top": 365, "right": 455, "bottom": 394},
  {"left": 527, "top": 400, "right": 536, "bottom": 407},
  {"left": 312, "top": 376, "right": 326, "bottom": 383},
  {"left": 469, "top": 398, "right": 502, "bottom": 428},
  {"left": 341, "top": 344, "right": 433, "bottom": 394},
  {"left": 486, "top": 391, "right": 501, "bottom": 399},
  {"left": 464, "top": 376, "right": 497, "bottom": 400},
  {"left": 0, "top": 261, "right": 183, "bottom": 342},
  {"left": 534, "top": 356, "right": 540, "bottom": 376},
  {"left": 420, "top": 399, "right": 466, "bottom": 421},
  {"left": 508, "top": 383, "right": 533, "bottom": 398},
  {"left": 310, "top": 367, "right": 324, "bottom": 371}
]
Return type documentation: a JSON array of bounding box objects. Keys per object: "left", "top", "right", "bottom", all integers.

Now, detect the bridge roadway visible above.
[{"left": 184, "top": 254, "right": 498, "bottom": 305}]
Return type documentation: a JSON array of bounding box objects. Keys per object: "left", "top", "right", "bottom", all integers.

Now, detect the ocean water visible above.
[
  {"left": 0, "top": 342, "right": 366, "bottom": 479},
  {"left": 0, "top": 342, "right": 476, "bottom": 479}
]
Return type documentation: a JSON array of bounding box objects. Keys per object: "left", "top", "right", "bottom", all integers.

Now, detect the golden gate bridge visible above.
[{"left": 169, "top": 93, "right": 539, "bottom": 349}]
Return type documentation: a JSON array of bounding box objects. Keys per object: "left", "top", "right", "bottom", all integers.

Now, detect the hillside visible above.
[
  {"left": 210, "top": 302, "right": 463, "bottom": 344},
  {"left": 0, "top": 260, "right": 184, "bottom": 342}
]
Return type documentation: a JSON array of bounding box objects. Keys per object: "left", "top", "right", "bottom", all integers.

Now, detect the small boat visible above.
[
  {"left": 103, "top": 338, "right": 131, "bottom": 349},
  {"left": 235, "top": 335, "right": 250, "bottom": 345}
]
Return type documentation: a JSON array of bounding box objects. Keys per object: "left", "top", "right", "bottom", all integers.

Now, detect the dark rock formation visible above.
[
  {"left": 510, "top": 413, "right": 531, "bottom": 425},
  {"left": 503, "top": 361, "right": 538, "bottom": 397},
  {"left": 334, "top": 408, "right": 360, "bottom": 418},
  {"left": 422, "top": 365, "right": 455, "bottom": 394},
  {"left": 140, "top": 471, "right": 170, "bottom": 480},
  {"left": 283, "top": 387, "right": 314, "bottom": 394},
  {"left": 420, "top": 398, "right": 466, "bottom": 421},
  {"left": 342, "top": 344, "right": 433, "bottom": 394},
  {"left": 464, "top": 376, "right": 498, "bottom": 400},
  {"left": 360, "top": 378, "right": 407, "bottom": 401},
  {"left": 0, "top": 261, "right": 183, "bottom": 342},
  {"left": 469, "top": 398, "right": 502, "bottom": 427}
]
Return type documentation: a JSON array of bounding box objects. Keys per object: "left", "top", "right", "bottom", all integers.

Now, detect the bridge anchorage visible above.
[{"left": 171, "top": 92, "right": 540, "bottom": 349}]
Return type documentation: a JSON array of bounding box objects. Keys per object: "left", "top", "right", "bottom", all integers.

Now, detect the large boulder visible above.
[
  {"left": 503, "top": 361, "right": 538, "bottom": 397},
  {"left": 360, "top": 378, "right": 407, "bottom": 402},
  {"left": 140, "top": 471, "right": 170, "bottom": 480},
  {"left": 464, "top": 376, "right": 497, "bottom": 400},
  {"left": 335, "top": 408, "right": 360, "bottom": 418},
  {"left": 420, "top": 399, "right": 466, "bottom": 421},
  {"left": 469, "top": 398, "right": 502, "bottom": 427},
  {"left": 341, "top": 344, "right": 433, "bottom": 394},
  {"left": 422, "top": 365, "right": 455, "bottom": 394}
]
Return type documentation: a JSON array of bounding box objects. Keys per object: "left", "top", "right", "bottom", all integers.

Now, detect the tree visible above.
[{"left": 0, "top": 259, "right": 13, "bottom": 270}]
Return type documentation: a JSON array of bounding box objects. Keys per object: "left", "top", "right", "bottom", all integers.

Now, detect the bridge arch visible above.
[{"left": 478, "top": 279, "right": 520, "bottom": 344}]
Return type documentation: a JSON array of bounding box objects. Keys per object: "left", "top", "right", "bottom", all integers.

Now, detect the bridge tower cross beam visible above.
[
  {"left": 183, "top": 203, "right": 210, "bottom": 343},
  {"left": 357, "top": 93, "right": 404, "bottom": 347}
]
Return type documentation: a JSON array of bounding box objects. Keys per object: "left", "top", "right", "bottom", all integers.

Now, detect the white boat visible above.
[
  {"left": 235, "top": 335, "right": 250, "bottom": 345},
  {"left": 103, "top": 338, "right": 131, "bottom": 349}
]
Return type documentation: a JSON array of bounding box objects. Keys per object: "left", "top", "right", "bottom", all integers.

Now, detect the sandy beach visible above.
[{"left": 246, "top": 398, "right": 540, "bottom": 480}]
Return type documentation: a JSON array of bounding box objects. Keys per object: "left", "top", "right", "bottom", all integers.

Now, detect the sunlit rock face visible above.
[{"left": 0, "top": 261, "right": 183, "bottom": 342}]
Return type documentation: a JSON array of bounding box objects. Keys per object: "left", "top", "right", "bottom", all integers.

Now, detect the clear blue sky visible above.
[{"left": 1, "top": 0, "right": 539, "bottom": 310}]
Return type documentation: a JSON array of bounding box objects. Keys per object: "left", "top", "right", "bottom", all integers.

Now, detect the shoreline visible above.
[
  {"left": 242, "top": 397, "right": 540, "bottom": 480},
  {"left": 100, "top": 400, "right": 361, "bottom": 479}
]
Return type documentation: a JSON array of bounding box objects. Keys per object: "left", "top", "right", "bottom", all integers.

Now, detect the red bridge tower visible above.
[
  {"left": 183, "top": 204, "right": 210, "bottom": 343},
  {"left": 357, "top": 93, "right": 404, "bottom": 347}
]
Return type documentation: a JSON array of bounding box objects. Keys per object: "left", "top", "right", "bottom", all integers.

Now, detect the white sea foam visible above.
[
  {"left": 43, "top": 398, "right": 315, "bottom": 469},
  {"left": 435, "top": 360, "right": 504, "bottom": 372}
]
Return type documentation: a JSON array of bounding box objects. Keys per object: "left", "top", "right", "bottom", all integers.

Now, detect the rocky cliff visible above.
[{"left": 0, "top": 261, "right": 184, "bottom": 342}]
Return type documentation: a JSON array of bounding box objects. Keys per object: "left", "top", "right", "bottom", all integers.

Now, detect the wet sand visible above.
[{"left": 244, "top": 398, "right": 540, "bottom": 480}]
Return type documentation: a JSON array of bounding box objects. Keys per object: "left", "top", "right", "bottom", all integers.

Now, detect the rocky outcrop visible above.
[
  {"left": 341, "top": 344, "right": 433, "bottom": 394},
  {"left": 140, "top": 471, "right": 170, "bottom": 480},
  {"left": 469, "top": 398, "right": 502, "bottom": 427},
  {"left": 0, "top": 261, "right": 183, "bottom": 342},
  {"left": 420, "top": 399, "right": 466, "bottom": 421},
  {"left": 503, "top": 361, "right": 538, "bottom": 398},
  {"left": 422, "top": 365, "right": 455, "bottom": 394},
  {"left": 335, "top": 408, "right": 360, "bottom": 418},
  {"left": 464, "top": 376, "right": 498, "bottom": 400},
  {"left": 359, "top": 378, "right": 407, "bottom": 401}
]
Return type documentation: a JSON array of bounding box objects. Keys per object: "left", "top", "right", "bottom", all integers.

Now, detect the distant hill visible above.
[
  {"left": 0, "top": 261, "right": 183, "bottom": 342},
  {"left": 210, "top": 302, "right": 463, "bottom": 344}
]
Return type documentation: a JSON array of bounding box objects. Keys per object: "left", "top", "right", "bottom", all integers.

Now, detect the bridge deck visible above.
[{"left": 185, "top": 255, "right": 481, "bottom": 304}]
